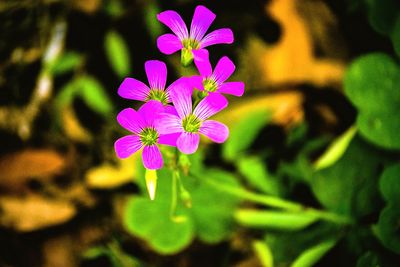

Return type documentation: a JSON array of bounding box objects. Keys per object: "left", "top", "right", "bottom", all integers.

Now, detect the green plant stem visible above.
[
  {"left": 201, "top": 175, "right": 354, "bottom": 225},
  {"left": 169, "top": 170, "right": 179, "bottom": 220}
]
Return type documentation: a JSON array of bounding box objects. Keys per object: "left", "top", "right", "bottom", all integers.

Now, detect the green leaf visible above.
[
  {"left": 379, "top": 164, "right": 400, "bottom": 203},
  {"left": 366, "top": 0, "right": 400, "bottom": 35},
  {"left": 311, "top": 136, "right": 388, "bottom": 218},
  {"left": 235, "top": 210, "right": 318, "bottom": 231},
  {"left": 187, "top": 169, "right": 241, "bottom": 243},
  {"left": 314, "top": 126, "right": 357, "bottom": 170},
  {"left": 223, "top": 110, "right": 271, "bottom": 161},
  {"left": 253, "top": 241, "right": 274, "bottom": 267},
  {"left": 124, "top": 197, "right": 194, "bottom": 255},
  {"left": 237, "top": 156, "right": 282, "bottom": 196},
  {"left": 264, "top": 223, "right": 339, "bottom": 266},
  {"left": 356, "top": 251, "right": 386, "bottom": 267},
  {"left": 291, "top": 239, "right": 337, "bottom": 267},
  {"left": 76, "top": 76, "right": 114, "bottom": 117},
  {"left": 124, "top": 167, "right": 194, "bottom": 255},
  {"left": 144, "top": 1, "right": 163, "bottom": 40},
  {"left": 344, "top": 53, "right": 400, "bottom": 149},
  {"left": 54, "top": 80, "right": 79, "bottom": 109},
  {"left": 344, "top": 53, "right": 400, "bottom": 114},
  {"left": 83, "top": 247, "right": 109, "bottom": 259},
  {"left": 105, "top": 30, "right": 131, "bottom": 78},
  {"left": 374, "top": 204, "right": 400, "bottom": 254},
  {"left": 357, "top": 111, "right": 400, "bottom": 150},
  {"left": 49, "top": 52, "right": 82, "bottom": 75}
]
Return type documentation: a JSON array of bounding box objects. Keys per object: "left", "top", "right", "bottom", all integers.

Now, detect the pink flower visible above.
[
  {"left": 157, "top": 5, "right": 234, "bottom": 66},
  {"left": 191, "top": 49, "right": 244, "bottom": 97},
  {"left": 118, "top": 60, "right": 179, "bottom": 105},
  {"left": 114, "top": 101, "right": 179, "bottom": 170},
  {"left": 155, "top": 79, "right": 229, "bottom": 154}
]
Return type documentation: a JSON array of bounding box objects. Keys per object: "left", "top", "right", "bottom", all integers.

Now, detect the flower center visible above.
[
  {"left": 182, "top": 114, "right": 202, "bottom": 133},
  {"left": 182, "top": 38, "right": 200, "bottom": 50},
  {"left": 202, "top": 78, "right": 218, "bottom": 92},
  {"left": 147, "top": 89, "right": 168, "bottom": 105},
  {"left": 139, "top": 127, "right": 159, "bottom": 146}
]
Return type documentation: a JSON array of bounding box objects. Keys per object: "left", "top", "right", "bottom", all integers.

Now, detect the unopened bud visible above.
[{"left": 145, "top": 169, "right": 157, "bottom": 200}]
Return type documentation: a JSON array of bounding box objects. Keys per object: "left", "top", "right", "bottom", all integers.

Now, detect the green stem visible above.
[
  {"left": 169, "top": 170, "right": 178, "bottom": 220},
  {"left": 201, "top": 175, "right": 353, "bottom": 225}
]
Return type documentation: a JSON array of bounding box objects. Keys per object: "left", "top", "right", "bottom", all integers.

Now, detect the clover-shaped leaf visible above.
[
  {"left": 379, "top": 164, "right": 400, "bottom": 204},
  {"left": 344, "top": 53, "right": 400, "bottom": 149},
  {"left": 374, "top": 205, "right": 400, "bottom": 254}
]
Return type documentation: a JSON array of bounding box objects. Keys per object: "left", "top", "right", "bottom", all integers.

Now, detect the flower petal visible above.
[
  {"left": 218, "top": 82, "right": 245, "bottom": 97},
  {"left": 157, "top": 33, "right": 183, "bottom": 55},
  {"left": 199, "top": 120, "right": 229, "bottom": 143},
  {"left": 138, "top": 100, "right": 165, "bottom": 126},
  {"left": 193, "top": 93, "right": 228, "bottom": 120},
  {"left": 114, "top": 135, "right": 142, "bottom": 158},
  {"left": 118, "top": 78, "right": 150, "bottom": 101},
  {"left": 213, "top": 56, "right": 235, "bottom": 84},
  {"left": 200, "top": 28, "right": 234, "bottom": 48},
  {"left": 190, "top": 5, "right": 216, "bottom": 41},
  {"left": 193, "top": 49, "right": 212, "bottom": 77},
  {"left": 189, "top": 76, "right": 205, "bottom": 91},
  {"left": 169, "top": 78, "right": 193, "bottom": 118},
  {"left": 154, "top": 113, "right": 183, "bottom": 134},
  {"left": 177, "top": 132, "right": 200, "bottom": 154},
  {"left": 164, "top": 104, "right": 179, "bottom": 116},
  {"left": 158, "top": 133, "right": 180, "bottom": 146},
  {"left": 145, "top": 60, "right": 167, "bottom": 90},
  {"left": 142, "top": 145, "right": 163, "bottom": 170},
  {"left": 117, "top": 108, "right": 145, "bottom": 134},
  {"left": 157, "top": 10, "right": 189, "bottom": 40}
]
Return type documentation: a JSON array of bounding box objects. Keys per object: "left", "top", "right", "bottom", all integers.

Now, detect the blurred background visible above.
[{"left": 0, "top": 0, "right": 400, "bottom": 266}]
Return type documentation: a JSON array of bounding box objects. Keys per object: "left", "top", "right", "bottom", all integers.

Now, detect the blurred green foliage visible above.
[
  {"left": 19, "top": 0, "right": 398, "bottom": 265},
  {"left": 105, "top": 31, "right": 131, "bottom": 78}
]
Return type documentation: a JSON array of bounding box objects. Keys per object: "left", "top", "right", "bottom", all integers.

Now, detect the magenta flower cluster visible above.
[{"left": 115, "top": 5, "right": 245, "bottom": 170}]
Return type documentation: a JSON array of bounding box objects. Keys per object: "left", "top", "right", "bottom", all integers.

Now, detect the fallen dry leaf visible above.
[
  {"left": 61, "top": 105, "right": 92, "bottom": 143},
  {"left": 85, "top": 153, "right": 139, "bottom": 189},
  {"left": 214, "top": 91, "right": 304, "bottom": 129},
  {"left": 0, "top": 194, "right": 76, "bottom": 232},
  {"left": 241, "top": 0, "right": 345, "bottom": 89},
  {"left": 0, "top": 149, "right": 66, "bottom": 191}
]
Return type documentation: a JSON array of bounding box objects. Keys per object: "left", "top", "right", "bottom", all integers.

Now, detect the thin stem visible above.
[
  {"left": 169, "top": 170, "right": 178, "bottom": 220},
  {"left": 199, "top": 174, "right": 353, "bottom": 225}
]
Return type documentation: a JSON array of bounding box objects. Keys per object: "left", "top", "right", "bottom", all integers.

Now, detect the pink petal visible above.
[
  {"left": 218, "top": 82, "right": 245, "bottom": 97},
  {"left": 138, "top": 100, "right": 165, "bottom": 126},
  {"left": 190, "top": 5, "right": 216, "bottom": 41},
  {"left": 193, "top": 49, "right": 212, "bottom": 77},
  {"left": 213, "top": 56, "right": 235, "bottom": 84},
  {"left": 145, "top": 60, "right": 167, "bottom": 90},
  {"left": 157, "top": 33, "right": 183, "bottom": 55},
  {"left": 157, "top": 10, "right": 189, "bottom": 40},
  {"left": 177, "top": 132, "right": 200, "bottom": 154},
  {"left": 117, "top": 108, "right": 145, "bottom": 134},
  {"left": 114, "top": 135, "right": 142, "bottom": 158},
  {"left": 164, "top": 105, "right": 179, "bottom": 116},
  {"left": 142, "top": 145, "right": 163, "bottom": 170},
  {"left": 169, "top": 78, "right": 193, "bottom": 118},
  {"left": 154, "top": 113, "right": 183, "bottom": 135},
  {"left": 200, "top": 28, "right": 234, "bottom": 49},
  {"left": 199, "top": 120, "right": 229, "bottom": 143},
  {"left": 158, "top": 133, "right": 180, "bottom": 146},
  {"left": 118, "top": 78, "right": 150, "bottom": 101},
  {"left": 193, "top": 93, "right": 228, "bottom": 120},
  {"left": 189, "top": 76, "right": 205, "bottom": 91}
]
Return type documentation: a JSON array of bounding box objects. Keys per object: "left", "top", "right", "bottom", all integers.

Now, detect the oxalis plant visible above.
[
  {"left": 114, "top": 5, "right": 244, "bottom": 200},
  {"left": 111, "top": 5, "right": 358, "bottom": 258}
]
